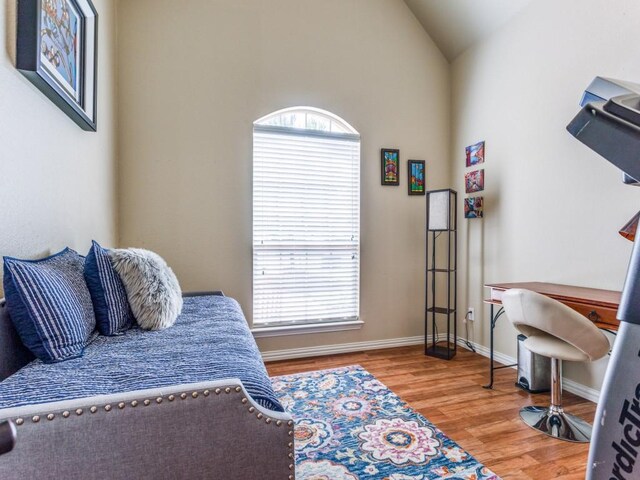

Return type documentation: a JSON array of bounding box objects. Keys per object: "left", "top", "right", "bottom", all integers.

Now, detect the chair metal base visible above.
[{"left": 520, "top": 406, "right": 592, "bottom": 443}]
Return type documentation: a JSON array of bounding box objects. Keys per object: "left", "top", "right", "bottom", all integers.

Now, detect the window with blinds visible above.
[{"left": 253, "top": 107, "right": 360, "bottom": 328}]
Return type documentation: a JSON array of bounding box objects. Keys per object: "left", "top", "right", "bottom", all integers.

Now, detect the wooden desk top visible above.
[
  {"left": 484, "top": 282, "right": 621, "bottom": 331},
  {"left": 485, "top": 282, "right": 621, "bottom": 308}
]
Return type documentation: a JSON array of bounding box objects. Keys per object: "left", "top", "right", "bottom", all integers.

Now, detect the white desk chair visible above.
[{"left": 502, "top": 288, "right": 610, "bottom": 443}]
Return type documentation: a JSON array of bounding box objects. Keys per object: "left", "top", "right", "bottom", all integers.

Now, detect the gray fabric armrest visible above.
[
  {"left": 182, "top": 291, "right": 225, "bottom": 297},
  {"left": 0, "top": 300, "right": 34, "bottom": 381},
  {"left": 0, "top": 380, "right": 294, "bottom": 480},
  {"left": 0, "top": 422, "right": 16, "bottom": 456}
]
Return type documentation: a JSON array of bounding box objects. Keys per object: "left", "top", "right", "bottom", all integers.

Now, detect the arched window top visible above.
[{"left": 255, "top": 107, "right": 359, "bottom": 136}]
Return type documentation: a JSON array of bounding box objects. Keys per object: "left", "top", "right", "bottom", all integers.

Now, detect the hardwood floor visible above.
[{"left": 266, "top": 345, "right": 595, "bottom": 479}]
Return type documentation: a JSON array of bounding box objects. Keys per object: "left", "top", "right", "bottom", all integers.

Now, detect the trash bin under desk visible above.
[{"left": 516, "top": 334, "right": 551, "bottom": 393}]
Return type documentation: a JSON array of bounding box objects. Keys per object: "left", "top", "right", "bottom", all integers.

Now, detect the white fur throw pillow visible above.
[{"left": 108, "top": 248, "right": 183, "bottom": 330}]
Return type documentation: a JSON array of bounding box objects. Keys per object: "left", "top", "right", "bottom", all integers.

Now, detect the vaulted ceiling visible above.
[{"left": 404, "top": 0, "right": 535, "bottom": 62}]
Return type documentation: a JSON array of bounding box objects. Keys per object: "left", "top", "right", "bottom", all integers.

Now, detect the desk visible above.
[{"left": 482, "top": 282, "right": 621, "bottom": 389}]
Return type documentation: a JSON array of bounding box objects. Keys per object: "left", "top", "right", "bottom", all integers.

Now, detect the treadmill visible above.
[{"left": 567, "top": 76, "right": 640, "bottom": 480}]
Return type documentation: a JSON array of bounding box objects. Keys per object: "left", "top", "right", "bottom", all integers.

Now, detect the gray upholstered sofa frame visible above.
[{"left": 0, "top": 294, "right": 295, "bottom": 480}]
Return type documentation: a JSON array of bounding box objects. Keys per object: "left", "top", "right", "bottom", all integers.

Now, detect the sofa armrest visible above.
[
  {"left": 0, "top": 422, "right": 15, "bottom": 456},
  {"left": 182, "top": 291, "right": 225, "bottom": 297},
  {"left": 0, "top": 299, "right": 35, "bottom": 381},
  {"left": 0, "top": 380, "right": 294, "bottom": 480}
]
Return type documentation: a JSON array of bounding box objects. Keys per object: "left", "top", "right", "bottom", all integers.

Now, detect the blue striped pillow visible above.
[
  {"left": 84, "top": 240, "right": 133, "bottom": 335},
  {"left": 3, "top": 248, "right": 96, "bottom": 363}
]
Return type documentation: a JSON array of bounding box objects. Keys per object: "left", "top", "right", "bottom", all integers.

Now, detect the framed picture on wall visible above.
[
  {"left": 381, "top": 148, "right": 400, "bottom": 185},
  {"left": 465, "top": 141, "right": 485, "bottom": 167},
  {"left": 464, "top": 196, "right": 484, "bottom": 219},
  {"left": 408, "top": 160, "right": 425, "bottom": 195},
  {"left": 17, "top": 0, "right": 98, "bottom": 131},
  {"left": 465, "top": 169, "right": 484, "bottom": 193}
]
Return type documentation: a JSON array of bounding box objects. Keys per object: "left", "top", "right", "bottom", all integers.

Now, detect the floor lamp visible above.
[{"left": 425, "top": 189, "right": 457, "bottom": 360}]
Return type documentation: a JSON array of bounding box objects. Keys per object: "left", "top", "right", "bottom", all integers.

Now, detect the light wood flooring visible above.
[{"left": 266, "top": 345, "right": 595, "bottom": 479}]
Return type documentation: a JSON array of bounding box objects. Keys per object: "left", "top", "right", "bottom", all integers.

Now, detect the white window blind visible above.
[{"left": 253, "top": 115, "right": 360, "bottom": 327}]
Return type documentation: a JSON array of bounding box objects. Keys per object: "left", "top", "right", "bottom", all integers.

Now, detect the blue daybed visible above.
[{"left": 0, "top": 293, "right": 295, "bottom": 479}]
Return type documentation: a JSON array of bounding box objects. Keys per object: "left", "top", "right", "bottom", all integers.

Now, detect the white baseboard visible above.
[
  {"left": 562, "top": 378, "right": 600, "bottom": 403},
  {"left": 456, "top": 339, "right": 601, "bottom": 403},
  {"left": 260, "top": 334, "right": 600, "bottom": 403},
  {"left": 261, "top": 335, "right": 425, "bottom": 362}
]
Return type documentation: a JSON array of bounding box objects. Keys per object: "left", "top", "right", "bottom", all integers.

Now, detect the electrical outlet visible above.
[{"left": 467, "top": 308, "right": 475, "bottom": 321}]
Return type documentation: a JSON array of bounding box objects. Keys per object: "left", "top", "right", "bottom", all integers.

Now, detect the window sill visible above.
[{"left": 251, "top": 320, "right": 364, "bottom": 338}]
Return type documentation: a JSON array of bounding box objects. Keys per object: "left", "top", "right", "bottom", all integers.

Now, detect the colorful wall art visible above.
[
  {"left": 41, "top": 0, "right": 82, "bottom": 101},
  {"left": 464, "top": 197, "right": 484, "bottom": 219},
  {"left": 408, "top": 160, "right": 425, "bottom": 195},
  {"left": 465, "top": 169, "right": 484, "bottom": 193},
  {"left": 381, "top": 148, "right": 400, "bottom": 185},
  {"left": 465, "top": 141, "right": 485, "bottom": 167},
  {"left": 17, "top": 0, "right": 99, "bottom": 130}
]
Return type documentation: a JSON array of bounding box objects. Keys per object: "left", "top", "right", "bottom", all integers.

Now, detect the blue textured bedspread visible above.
[{"left": 0, "top": 295, "right": 283, "bottom": 412}]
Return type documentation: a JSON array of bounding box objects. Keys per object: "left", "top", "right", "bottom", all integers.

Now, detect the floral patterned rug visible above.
[{"left": 272, "top": 365, "right": 500, "bottom": 480}]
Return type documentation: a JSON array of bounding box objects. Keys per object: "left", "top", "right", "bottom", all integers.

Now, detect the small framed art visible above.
[
  {"left": 464, "top": 197, "right": 484, "bottom": 219},
  {"left": 465, "top": 141, "right": 485, "bottom": 167},
  {"left": 465, "top": 169, "right": 484, "bottom": 193},
  {"left": 408, "top": 160, "right": 425, "bottom": 195},
  {"left": 17, "top": 0, "right": 98, "bottom": 131},
  {"left": 381, "top": 148, "right": 400, "bottom": 185}
]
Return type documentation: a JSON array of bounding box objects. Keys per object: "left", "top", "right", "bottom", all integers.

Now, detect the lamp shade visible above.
[{"left": 427, "top": 189, "right": 456, "bottom": 231}]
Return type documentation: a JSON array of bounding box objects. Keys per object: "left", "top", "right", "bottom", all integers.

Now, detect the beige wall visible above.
[
  {"left": 451, "top": 0, "right": 640, "bottom": 390},
  {"left": 117, "top": 0, "right": 450, "bottom": 351},
  {"left": 0, "top": 0, "right": 119, "bottom": 295},
  {"left": 2, "top": 0, "right": 632, "bottom": 393}
]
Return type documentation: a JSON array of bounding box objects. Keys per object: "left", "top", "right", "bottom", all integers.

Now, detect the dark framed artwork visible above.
[
  {"left": 465, "top": 169, "right": 484, "bottom": 193},
  {"left": 17, "top": 0, "right": 98, "bottom": 131},
  {"left": 381, "top": 148, "right": 400, "bottom": 185},
  {"left": 407, "top": 160, "right": 425, "bottom": 195}
]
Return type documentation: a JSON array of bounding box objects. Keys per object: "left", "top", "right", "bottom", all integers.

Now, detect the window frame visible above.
[{"left": 251, "top": 107, "right": 361, "bottom": 335}]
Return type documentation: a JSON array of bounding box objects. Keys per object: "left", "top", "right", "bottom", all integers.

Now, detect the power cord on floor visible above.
[
  {"left": 463, "top": 311, "right": 477, "bottom": 353},
  {"left": 433, "top": 320, "right": 438, "bottom": 344}
]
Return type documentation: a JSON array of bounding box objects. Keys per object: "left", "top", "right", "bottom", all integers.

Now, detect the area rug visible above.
[{"left": 272, "top": 365, "right": 500, "bottom": 480}]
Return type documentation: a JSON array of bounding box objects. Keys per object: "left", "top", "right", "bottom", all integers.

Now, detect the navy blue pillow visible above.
[
  {"left": 3, "top": 248, "right": 96, "bottom": 363},
  {"left": 84, "top": 240, "right": 133, "bottom": 335}
]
